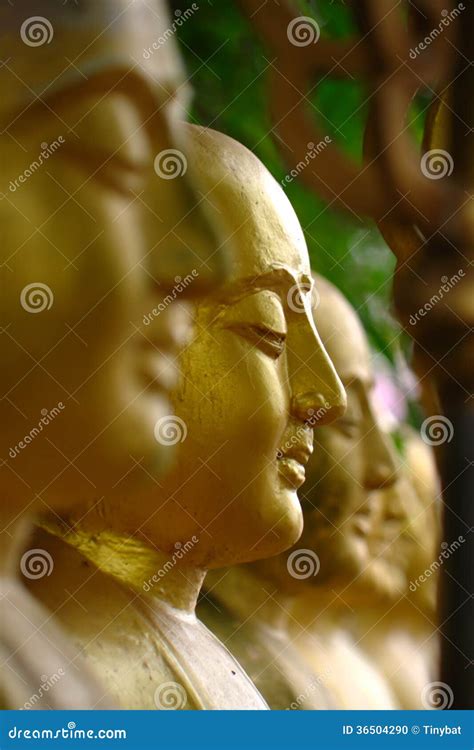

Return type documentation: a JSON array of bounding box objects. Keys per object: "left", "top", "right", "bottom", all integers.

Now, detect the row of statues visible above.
[{"left": 0, "top": 0, "right": 440, "bottom": 710}]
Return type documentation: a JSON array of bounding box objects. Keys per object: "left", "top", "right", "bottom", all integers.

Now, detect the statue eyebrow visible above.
[
  {"left": 222, "top": 267, "right": 311, "bottom": 296},
  {"left": 343, "top": 374, "right": 376, "bottom": 394}
]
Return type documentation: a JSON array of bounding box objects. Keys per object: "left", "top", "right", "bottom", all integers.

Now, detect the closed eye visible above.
[
  {"left": 62, "top": 144, "right": 148, "bottom": 196},
  {"left": 229, "top": 324, "right": 287, "bottom": 359},
  {"left": 337, "top": 418, "right": 362, "bottom": 439}
]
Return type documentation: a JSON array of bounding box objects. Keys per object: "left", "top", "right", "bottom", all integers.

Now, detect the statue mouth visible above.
[
  {"left": 277, "top": 457, "right": 307, "bottom": 489},
  {"left": 276, "top": 439, "right": 313, "bottom": 489},
  {"left": 351, "top": 512, "right": 373, "bottom": 538}
]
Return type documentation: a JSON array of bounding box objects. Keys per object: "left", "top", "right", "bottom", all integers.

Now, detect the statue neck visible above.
[
  {"left": 43, "top": 521, "right": 205, "bottom": 614},
  {"left": 206, "top": 565, "right": 293, "bottom": 631}
]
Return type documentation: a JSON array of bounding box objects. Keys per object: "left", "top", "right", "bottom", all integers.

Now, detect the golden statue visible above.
[
  {"left": 26, "top": 126, "right": 346, "bottom": 709},
  {"left": 356, "top": 426, "right": 441, "bottom": 709},
  {"left": 0, "top": 0, "right": 227, "bottom": 708},
  {"left": 201, "top": 276, "right": 401, "bottom": 709}
]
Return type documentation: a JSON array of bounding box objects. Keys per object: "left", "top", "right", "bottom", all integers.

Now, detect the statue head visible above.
[
  {"left": 0, "top": 1, "right": 228, "bottom": 521},
  {"left": 92, "top": 125, "right": 346, "bottom": 567},
  {"left": 255, "top": 277, "right": 399, "bottom": 594},
  {"left": 367, "top": 426, "right": 440, "bottom": 605},
  {"left": 402, "top": 428, "right": 441, "bottom": 604}
]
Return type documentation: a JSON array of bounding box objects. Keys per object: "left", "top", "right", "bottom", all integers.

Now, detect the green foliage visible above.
[{"left": 172, "top": 0, "right": 404, "bottom": 359}]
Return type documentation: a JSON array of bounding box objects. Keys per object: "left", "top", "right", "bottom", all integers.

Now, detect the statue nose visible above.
[{"left": 291, "top": 391, "right": 346, "bottom": 425}]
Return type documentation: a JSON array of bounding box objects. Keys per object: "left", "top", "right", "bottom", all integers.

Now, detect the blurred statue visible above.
[
  {"left": 356, "top": 426, "right": 441, "bottom": 709},
  {"left": 201, "top": 276, "right": 401, "bottom": 709},
  {"left": 0, "top": 0, "right": 227, "bottom": 708},
  {"left": 27, "top": 126, "right": 346, "bottom": 709},
  {"left": 200, "top": 565, "right": 335, "bottom": 709}
]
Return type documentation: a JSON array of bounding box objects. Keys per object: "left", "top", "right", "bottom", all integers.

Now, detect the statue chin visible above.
[{"left": 209, "top": 489, "right": 304, "bottom": 569}]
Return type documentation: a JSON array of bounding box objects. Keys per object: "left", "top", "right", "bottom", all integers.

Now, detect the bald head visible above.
[
  {"left": 312, "top": 274, "right": 371, "bottom": 387},
  {"left": 185, "top": 125, "right": 311, "bottom": 285},
  {"left": 404, "top": 427, "right": 440, "bottom": 510},
  {"left": 0, "top": 0, "right": 186, "bottom": 121}
]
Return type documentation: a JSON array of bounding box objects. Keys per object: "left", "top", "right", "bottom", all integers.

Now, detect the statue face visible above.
[
  {"left": 369, "top": 428, "right": 439, "bottom": 601},
  {"left": 366, "top": 475, "right": 413, "bottom": 598},
  {"left": 0, "top": 75, "right": 226, "bottom": 515},
  {"left": 292, "top": 281, "right": 399, "bottom": 589},
  {"left": 115, "top": 127, "right": 346, "bottom": 566},
  {"left": 404, "top": 433, "right": 440, "bottom": 571}
]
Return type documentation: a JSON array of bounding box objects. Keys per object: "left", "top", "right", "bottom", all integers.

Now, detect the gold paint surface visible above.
[{"left": 27, "top": 125, "right": 346, "bottom": 708}]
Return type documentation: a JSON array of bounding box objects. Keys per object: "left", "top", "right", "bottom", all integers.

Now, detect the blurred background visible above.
[
  {"left": 169, "top": 0, "right": 431, "bottom": 429},
  {"left": 169, "top": 0, "right": 429, "bottom": 360}
]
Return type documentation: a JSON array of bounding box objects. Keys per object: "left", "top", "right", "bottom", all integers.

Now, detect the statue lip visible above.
[
  {"left": 277, "top": 438, "right": 313, "bottom": 489},
  {"left": 277, "top": 457, "right": 307, "bottom": 489},
  {"left": 352, "top": 513, "right": 373, "bottom": 537},
  {"left": 369, "top": 518, "right": 404, "bottom": 546},
  {"left": 277, "top": 437, "right": 313, "bottom": 466}
]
